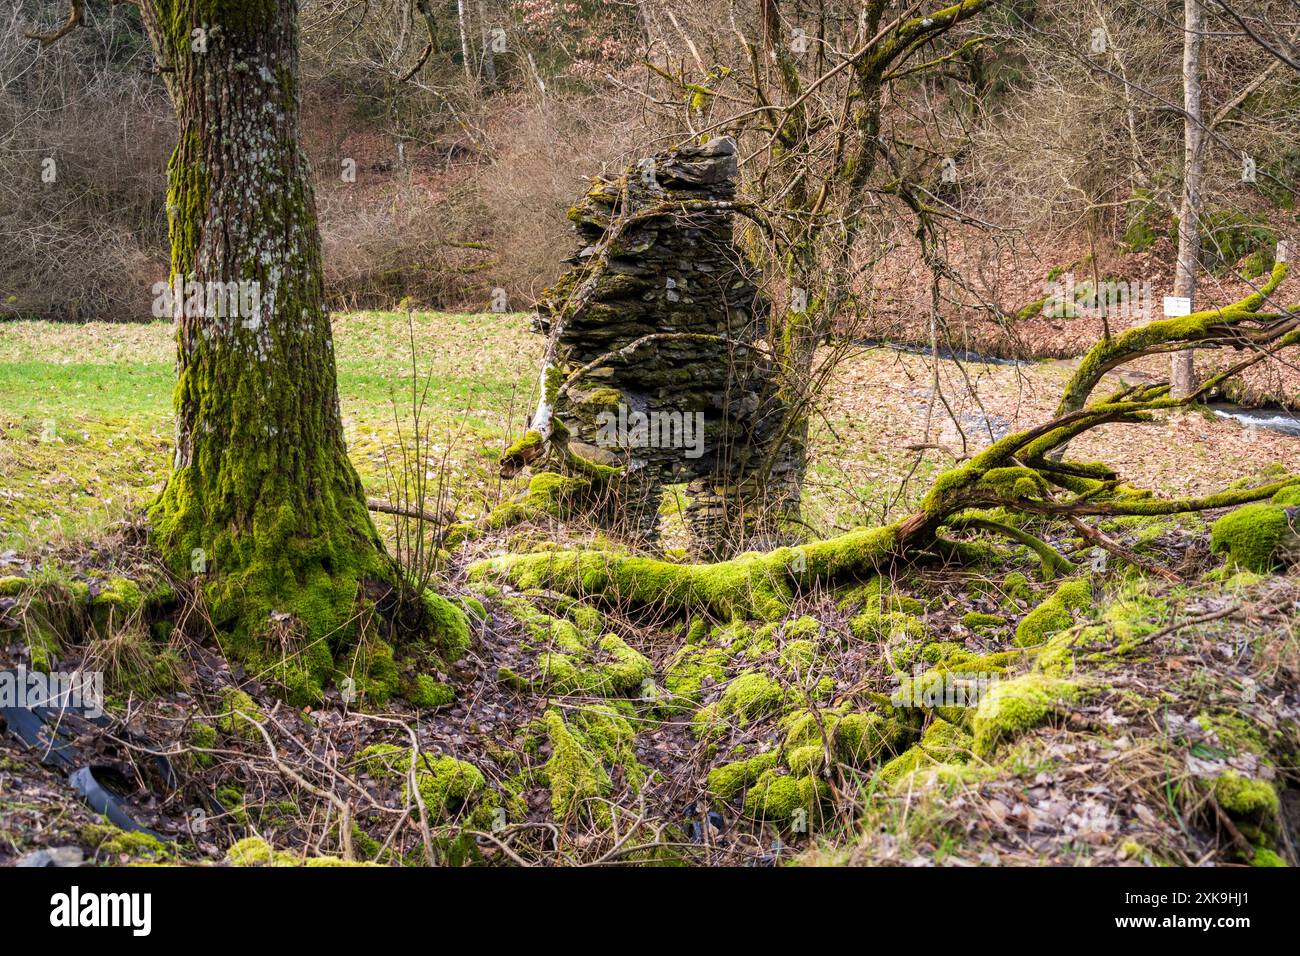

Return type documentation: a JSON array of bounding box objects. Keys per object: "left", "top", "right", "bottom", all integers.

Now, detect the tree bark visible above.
[
  {"left": 138, "top": 0, "right": 392, "bottom": 698},
  {"left": 1171, "top": 0, "right": 1204, "bottom": 398},
  {"left": 457, "top": 0, "right": 474, "bottom": 82}
]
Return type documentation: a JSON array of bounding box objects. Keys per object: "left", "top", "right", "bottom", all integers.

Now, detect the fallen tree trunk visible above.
[
  {"left": 471, "top": 461, "right": 1297, "bottom": 620},
  {"left": 1057, "top": 262, "right": 1295, "bottom": 415},
  {"left": 472, "top": 389, "right": 1299, "bottom": 620}
]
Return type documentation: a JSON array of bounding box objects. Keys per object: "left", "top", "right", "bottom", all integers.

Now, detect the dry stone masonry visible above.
[{"left": 526, "top": 136, "right": 791, "bottom": 555}]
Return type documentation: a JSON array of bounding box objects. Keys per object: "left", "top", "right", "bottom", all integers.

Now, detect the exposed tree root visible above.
[{"left": 471, "top": 525, "right": 903, "bottom": 621}]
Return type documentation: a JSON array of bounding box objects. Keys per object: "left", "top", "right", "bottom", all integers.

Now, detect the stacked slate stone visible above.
[{"left": 534, "top": 136, "right": 788, "bottom": 555}]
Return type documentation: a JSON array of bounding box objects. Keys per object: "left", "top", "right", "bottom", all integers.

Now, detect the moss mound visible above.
[
  {"left": 972, "top": 673, "right": 1077, "bottom": 756},
  {"left": 1210, "top": 503, "right": 1295, "bottom": 572},
  {"left": 1014, "top": 578, "right": 1092, "bottom": 647},
  {"left": 539, "top": 706, "right": 646, "bottom": 825}
]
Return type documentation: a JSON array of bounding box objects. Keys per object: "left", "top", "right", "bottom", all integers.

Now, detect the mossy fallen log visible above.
[
  {"left": 470, "top": 397, "right": 1300, "bottom": 621},
  {"left": 1057, "top": 261, "right": 1297, "bottom": 415},
  {"left": 470, "top": 525, "right": 903, "bottom": 621}
]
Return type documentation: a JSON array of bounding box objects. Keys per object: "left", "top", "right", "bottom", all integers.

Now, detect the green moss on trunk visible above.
[{"left": 138, "top": 0, "right": 453, "bottom": 703}]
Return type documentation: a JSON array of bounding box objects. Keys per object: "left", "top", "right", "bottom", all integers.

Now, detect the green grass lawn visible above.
[
  {"left": 0, "top": 312, "right": 938, "bottom": 555},
  {"left": 7, "top": 314, "right": 1270, "bottom": 557},
  {"left": 0, "top": 315, "right": 1084, "bottom": 555},
  {"left": 0, "top": 312, "right": 541, "bottom": 552}
]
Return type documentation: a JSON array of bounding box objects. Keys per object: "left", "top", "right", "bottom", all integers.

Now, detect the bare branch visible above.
[{"left": 25, "top": 0, "right": 85, "bottom": 47}]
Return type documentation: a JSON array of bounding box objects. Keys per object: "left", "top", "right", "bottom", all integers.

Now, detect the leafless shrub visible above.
[{"left": 0, "top": 4, "right": 172, "bottom": 320}]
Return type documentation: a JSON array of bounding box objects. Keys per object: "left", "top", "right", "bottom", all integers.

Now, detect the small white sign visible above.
[{"left": 1162, "top": 296, "right": 1191, "bottom": 317}]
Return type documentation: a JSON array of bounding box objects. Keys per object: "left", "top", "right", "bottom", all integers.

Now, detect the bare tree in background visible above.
[{"left": 1171, "top": 0, "right": 1205, "bottom": 398}]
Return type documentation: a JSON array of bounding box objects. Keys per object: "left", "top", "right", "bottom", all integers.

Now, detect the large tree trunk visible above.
[
  {"left": 1171, "top": 0, "right": 1204, "bottom": 398},
  {"left": 139, "top": 0, "right": 392, "bottom": 698}
]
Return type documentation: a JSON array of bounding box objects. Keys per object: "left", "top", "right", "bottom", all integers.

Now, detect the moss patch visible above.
[
  {"left": 1014, "top": 578, "right": 1092, "bottom": 647},
  {"left": 1210, "top": 503, "right": 1294, "bottom": 572},
  {"left": 80, "top": 824, "right": 169, "bottom": 863},
  {"left": 707, "top": 750, "right": 781, "bottom": 801},
  {"left": 972, "top": 673, "right": 1077, "bottom": 756},
  {"left": 225, "top": 835, "right": 377, "bottom": 867},
  {"left": 216, "top": 687, "right": 265, "bottom": 743},
  {"left": 743, "top": 770, "right": 828, "bottom": 826},
  {"left": 693, "top": 671, "right": 788, "bottom": 736},
  {"left": 539, "top": 706, "right": 645, "bottom": 825}
]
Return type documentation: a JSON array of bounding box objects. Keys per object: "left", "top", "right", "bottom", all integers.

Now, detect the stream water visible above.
[{"left": 1208, "top": 403, "right": 1300, "bottom": 437}]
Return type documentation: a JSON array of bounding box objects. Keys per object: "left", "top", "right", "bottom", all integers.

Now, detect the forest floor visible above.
[{"left": 1, "top": 314, "right": 1297, "bottom": 866}]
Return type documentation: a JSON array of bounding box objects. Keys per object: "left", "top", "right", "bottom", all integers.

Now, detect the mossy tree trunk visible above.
[{"left": 139, "top": 0, "right": 392, "bottom": 696}]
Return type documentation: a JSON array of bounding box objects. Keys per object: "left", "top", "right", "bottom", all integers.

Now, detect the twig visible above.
[
  {"left": 244, "top": 711, "right": 355, "bottom": 862},
  {"left": 367, "top": 497, "right": 442, "bottom": 523},
  {"left": 1067, "top": 516, "right": 1182, "bottom": 583},
  {"left": 1132, "top": 605, "right": 1242, "bottom": 648}
]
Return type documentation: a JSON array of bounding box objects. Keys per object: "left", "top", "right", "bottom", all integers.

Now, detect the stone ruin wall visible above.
[{"left": 533, "top": 136, "right": 790, "bottom": 555}]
